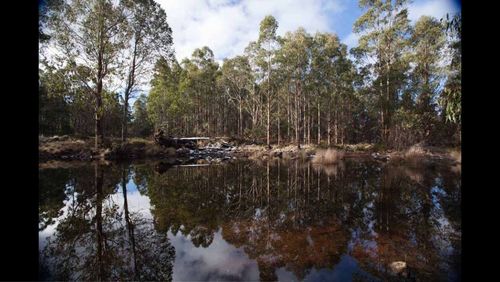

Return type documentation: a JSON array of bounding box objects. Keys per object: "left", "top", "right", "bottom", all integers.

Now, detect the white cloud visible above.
[
  {"left": 408, "top": 0, "right": 460, "bottom": 23},
  {"left": 169, "top": 229, "right": 259, "bottom": 281},
  {"left": 156, "top": 0, "right": 345, "bottom": 61},
  {"left": 342, "top": 32, "right": 359, "bottom": 49}
]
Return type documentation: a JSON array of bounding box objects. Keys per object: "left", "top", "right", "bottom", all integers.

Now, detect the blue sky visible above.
[{"left": 156, "top": 0, "right": 461, "bottom": 62}]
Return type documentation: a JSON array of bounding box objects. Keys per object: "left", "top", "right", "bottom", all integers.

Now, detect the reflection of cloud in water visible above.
[
  {"left": 109, "top": 179, "right": 153, "bottom": 220},
  {"left": 39, "top": 178, "right": 152, "bottom": 250},
  {"left": 276, "top": 255, "right": 378, "bottom": 282},
  {"left": 168, "top": 228, "right": 260, "bottom": 281}
]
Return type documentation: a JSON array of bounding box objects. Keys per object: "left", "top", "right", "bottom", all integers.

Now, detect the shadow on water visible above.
[{"left": 39, "top": 158, "right": 461, "bottom": 281}]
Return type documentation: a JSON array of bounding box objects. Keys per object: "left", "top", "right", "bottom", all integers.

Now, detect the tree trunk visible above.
[
  {"left": 317, "top": 100, "right": 321, "bottom": 145},
  {"left": 95, "top": 94, "right": 104, "bottom": 150},
  {"left": 327, "top": 110, "right": 331, "bottom": 146},
  {"left": 267, "top": 98, "right": 270, "bottom": 148},
  {"left": 239, "top": 100, "right": 243, "bottom": 136},
  {"left": 122, "top": 167, "right": 138, "bottom": 279},
  {"left": 303, "top": 93, "right": 306, "bottom": 143},
  {"left": 295, "top": 81, "right": 300, "bottom": 149},
  {"left": 95, "top": 12, "right": 105, "bottom": 150},
  {"left": 277, "top": 101, "right": 280, "bottom": 146},
  {"left": 287, "top": 89, "right": 290, "bottom": 142},
  {"left": 122, "top": 38, "right": 138, "bottom": 143},
  {"left": 95, "top": 163, "right": 104, "bottom": 280}
]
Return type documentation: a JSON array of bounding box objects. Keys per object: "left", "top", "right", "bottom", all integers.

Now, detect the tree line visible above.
[{"left": 39, "top": 0, "right": 461, "bottom": 149}]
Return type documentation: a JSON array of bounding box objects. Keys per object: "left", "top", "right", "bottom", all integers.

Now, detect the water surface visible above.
[{"left": 39, "top": 158, "right": 461, "bottom": 281}]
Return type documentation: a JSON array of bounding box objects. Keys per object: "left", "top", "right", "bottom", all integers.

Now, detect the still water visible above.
[{"left": 39, "top": 158, "right": 461, "bottom": 281}]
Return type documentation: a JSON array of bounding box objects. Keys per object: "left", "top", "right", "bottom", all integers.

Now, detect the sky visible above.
[{"left": 155, "top": 0, "right": 461, "bottom": 63}]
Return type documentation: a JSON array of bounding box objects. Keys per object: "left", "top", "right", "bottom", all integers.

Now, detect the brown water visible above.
[{"left": 39, "top": 158, "right": 461, "bottom": 281}]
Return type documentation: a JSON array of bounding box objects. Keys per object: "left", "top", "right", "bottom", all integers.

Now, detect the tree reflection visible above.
[
  {"left": 39, "top": 163, "right": 175, "bottom": 281},
  {"left": 40, "top": 158, "right": 460, "bottom": 281},
  {"left": 140, "top": 158, "right": 460, "bottom": 281}
]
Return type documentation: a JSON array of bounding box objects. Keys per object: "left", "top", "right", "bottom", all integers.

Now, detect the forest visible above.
[{"left": 39, "top": 0, "right": 461, "bottom": 150}]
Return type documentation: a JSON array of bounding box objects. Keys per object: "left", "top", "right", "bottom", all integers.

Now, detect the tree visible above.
[
  {"left": 131, "top": 94, "right": 153, "bottom": 137},
  {"left": 147, "top": 57, "right": 186, "bottom": 134},
  {"left": 353, "top": 0, "right": 411, "bottom": 145},
  {"left": 257, "top": 16, "right": 279, "bottom": 148},
  {"left": 408, "top": 16, "right": 445, "bottom": 143},
  {"left": 276, "top": 28, "right": 313, "bottom": 148},
  {"left": 219, "top": 55, "right": 253, "bottom": 136},
  {"left": 182, "top": 47, "right": 220, "bottom": 136},
  {"left": 44, "top": 0, "right": 130, "bottom": 149},
  {"left": 439, "top": 13, "right": 461, "bottom": 137},
  {"left": 120, "top": 0, "right": 173, "bottom": 142}
]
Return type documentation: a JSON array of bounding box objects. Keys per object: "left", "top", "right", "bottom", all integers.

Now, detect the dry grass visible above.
[
  {"left": 128, "top": 137, "right": 153, "bottom": 145},
  {"left": 312, "top": 148, "right": 345, "bottom": 165},
  {"left": 404, "top": 144, "right": 428, "bottom": 159},
  {"left": 339, "top": 143, "right": 374, "bottom": 152},
  {"left": 448, "top": 149, "right": 461, "bottom": 164}
]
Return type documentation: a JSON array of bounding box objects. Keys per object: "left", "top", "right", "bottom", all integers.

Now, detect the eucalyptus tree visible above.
[
  {"left": 44, "top": 0, "right": 130, "bottom": 149},
  {"left": 410, "top": 16, "right": 445, "bottom": 142},
  {"left": 219, "top": 55, "right": 253, "bottom": 136},
  {"left": 120, "top": 0, "right": 173, "bottom": 142},
  {"left": 257, "top": 15, "right": 279, "bottom": 148},
  {"left": 131, "top": 93, "right": 153, "bottom": 137},
  {"left": 244, "top": 41, "right": 265, "bottom": 138},
  {"left": 310, "top": 32, "right": 351, "bottom": 145},
  {"left": 181, "top": 47, "right": 220, "bottom": 135},
  {"left": 440, "top": 13, "right": 461, "bottom": 130},
  {"left": 277, "top": 28, "right": 313, "bottom": 148},
  {"left": 353, "top": 0, "right": 411, "bottom": 145},
  {"left": 147, "top": 57, "right": 185, "bottom": 134}
]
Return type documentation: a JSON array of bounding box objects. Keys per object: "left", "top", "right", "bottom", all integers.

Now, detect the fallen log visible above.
[{"left": 153, "top": 129, "right": 198, "bottom": 149}]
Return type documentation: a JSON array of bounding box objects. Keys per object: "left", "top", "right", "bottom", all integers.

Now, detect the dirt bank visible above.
[{"left": 39, "top": 136, "right": 460, "bottom": 168}]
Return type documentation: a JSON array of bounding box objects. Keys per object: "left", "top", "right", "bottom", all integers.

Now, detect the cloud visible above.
[
  {"left": 169, "top": 229, "right": 259, "bottom": 281},
  {"left": 156, "top": 0, "right": 345, "bottom": 61},
  {"left": 342, "top": 32, "right": 360, "bottom": 49},
  {"left": 408, "top": 0, "right": 461, "bottom": 23}
]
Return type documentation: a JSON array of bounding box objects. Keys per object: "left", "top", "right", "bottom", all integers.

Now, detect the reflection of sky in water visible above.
[
  {"left": 276, "top": 255, "right": 379, "bottom": 282},
  {"left": 430, "top": 182, "right": 460, "bottom": 281},
  {"left": 39, "top": 176, "right": 151, "bottom": 250},
  {"left": 168, "top": 228, "right": 260, "bottom": 281},
  {"left": 39, "top": 173, "right": 381, "bottom": 281},
  {"left": 39, "top": 162, "right": 461, "bottom": 281}
]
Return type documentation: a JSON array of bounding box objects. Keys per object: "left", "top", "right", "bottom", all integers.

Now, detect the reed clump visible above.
[{"left": 312, "top": 148, "right": 345, "bottom": 164}]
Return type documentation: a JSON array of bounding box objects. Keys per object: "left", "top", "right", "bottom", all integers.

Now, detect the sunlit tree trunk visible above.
[{"left": 317, "top": 100, "right": 321, "bottom": 145}]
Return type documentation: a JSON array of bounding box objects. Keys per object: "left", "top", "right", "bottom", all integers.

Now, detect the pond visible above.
[{"left": 39, "top": 158, "right": 461, "bottom": 281}]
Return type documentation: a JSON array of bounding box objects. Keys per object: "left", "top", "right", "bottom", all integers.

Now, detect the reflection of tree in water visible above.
[
  {"left": 349, "top": 162, "right": 462, "bottom": 281},
  {"left": 39, "top": 168, "right": 72, "bottom": 231},
  {"left": 143, "top": 159, "right": 460, "bottom": 281},
  {"left": 39, "top": 163, "right": 175, "bottom": 281},
  {"left": 39, "top": 158, "right": 460, "bottom": 280}
]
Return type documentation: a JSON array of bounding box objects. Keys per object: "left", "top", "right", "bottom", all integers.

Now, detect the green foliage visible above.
[
  {"left": 131, "top": 94, "right": 153, "bottom": 137},
  {"left": 40, "top": 3, "right": 461, "bottom": 148}
]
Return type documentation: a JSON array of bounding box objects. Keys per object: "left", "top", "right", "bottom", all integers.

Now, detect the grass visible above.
[
  {"left": 448, "top": 149, "right": 461, "bottom": 164},
  {"left": 403, "top": 143, "right": 428, "bottom": 159},
  {"left": 312, "top": 148, "right": 345, "bottom": 165}
]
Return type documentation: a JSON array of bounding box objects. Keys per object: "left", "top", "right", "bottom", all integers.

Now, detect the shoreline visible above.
[{"left": 39, "top": 136, "right": 461, "bottom": 168}]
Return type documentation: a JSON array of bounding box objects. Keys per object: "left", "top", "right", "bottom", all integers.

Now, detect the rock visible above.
[
  {"left": 197, "top": 159, "right": 208, "bottom": 164},
  {"left": 177, "top": 148, "right": 190, "bottom": 155},
  {"left": 389, "top": 261, "right": 407, "bottom": 274}
]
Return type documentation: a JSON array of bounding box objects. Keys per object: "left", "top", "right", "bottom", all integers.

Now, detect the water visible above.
[{"left": 39, "top": 158, "right": 461, "bottom": 281}]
